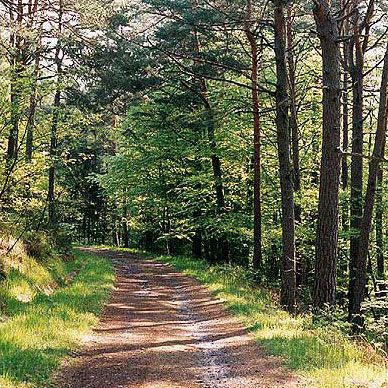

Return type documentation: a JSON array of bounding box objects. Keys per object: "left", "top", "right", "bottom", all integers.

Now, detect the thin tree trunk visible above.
[
  {"left": 192, "top": 229, "right": 202, "bottom": 259},
  {"left": 26, "top": 42, "right": 41, "bottom": 161},
  {"left": 375, "top": 167, "right": 384, "bottom": 294},
  {"left": 87, "top": 211, "right": 91, "bottom": 245},
  {"left": 7, "top": 1, "right": 23, "bottom": 164},
  {"left": 348, "top": 5, "right": 365, "bottom": 319},
  {"left": 48, "top": 83, "right": 61, "bottom": 227},
  {"left": 82, "top": 214, "right": 86, "bottom": 242},
  {"left": 287, "top": 3, "right": 303, "bottom": 287},
  {"left": 48, "top": 0, "right": 63, "bottom": 228},
  {"left": 192, "top": 159, "right": 203, "bottom": 259},
  {"left": 274, "top": 0, "right": 296, "bottom": 311},
  {"left": 209, "top": 238, "right": 217, "bottom": 264},
  {"left": 192, "top": 202, "right": 202, "bottom": 259},
  {"left": 122, "top": 205, "right": 129, "bottom": 248},
  {"left": 8, "top": 70, "right": 20, "bottom": 162},
  {"left": 341, "top": 0, "right": 349, "bottom": 235},
  {"left": 245, "top": 0, "right": 262, "bottom": 273},
  {"left": 204, "top": 238, "right": 210, "bottom": 262},
  {"left": 350, "top": 43, "right": 388, "bottom": 330},
  {"left": 111, "top": 204, "right": 120, "bottom": 247},
  {"left": 193, "top": 29, "right": 229, "bottom": 263},
  {"left": 286, "top": 5, "right": 301, "bottom": 223},
  {"left": 25, "top": 0, "right": 42, "bottom": 161},
  {"left": 313, "top": 0, "right": 342, "bottom": 308},
  {"left": 205, "top": 98, "right": 229, "bottom": 263}
]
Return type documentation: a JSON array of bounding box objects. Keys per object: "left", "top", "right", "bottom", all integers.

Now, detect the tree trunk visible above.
[
  {"left": 375, "top": 166, "right": 385, "bottom": 296},
  {"left": 122, "top": 205, "right": 129, "bottom": 248},
  {"left": 286, "top": 5, "right": 301, "bottom": 223},
  {"left": 209, "top": 238, "right": 217, "bottom": 264},
  {"left": 349, "top": 43, "right": 388, "bottom": 330},
  {"left": 205, "top": 101, "right": 229, "bottom": 263},
  {"left": 313, "top": 0, "right": 342, "bottom": 308},
  {"left": 204, "top": 238, "right": 210, "bottom": 262},
  {"left": 48, "top": 0, "right": 63, "bottom": 228},
  {"left": 26, "top": 41, "right": 42, "bottom": 161},
  {"left": 7, "top": 1, "right": 23, "bottom": 164},
  {"left": 7, "top": 69, "right": 21, "bottom": 163},
  {"left": 274, "top": 0, "right": 296, "bottom": 311},
  {"left": 286, "top": 3, "right": 303, "bottom": 287},
  {"left": 193, "top": 30, "right": 229, "bottom": 264},
  {"left": 341, "top": 1, "right": 349, "bottom": 235},
  {"left": 48, "top": 85, "right": 60, "bottom": 227},
  {"left": 111, "top": 206, "right": 120, "bottom": 247},
  {"left": 82, "top": 213, "right": 87, "bottom": 242},
  {"left": 192, "top": 204, "right": 202, "bottom": 259},
  {"left": 245, "top": 0, "right": 262, "bottom": 273},
  {"left": 348, "top": 6, "right": 365, "bottom": 319},
  {"left": 48, "top": 85, "right": 61, "bottom": 227},
  {"left": 192, "top": 229, "right": 202, "bottom": 259}
]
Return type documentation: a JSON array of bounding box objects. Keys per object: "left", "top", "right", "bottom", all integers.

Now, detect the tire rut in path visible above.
[{"left": 54, "top": 248, "right": 304, "bottom": 388}]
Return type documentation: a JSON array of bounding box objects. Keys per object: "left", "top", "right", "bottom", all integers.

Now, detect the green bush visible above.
[
  {"left": 22, "top": 232, "right": 52, "bottom": 260},
  {"left": 53, "top": 230, "right": 73, "bottom": 252}
]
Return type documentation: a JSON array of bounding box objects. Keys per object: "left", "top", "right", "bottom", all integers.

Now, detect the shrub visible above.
[
  {"left": 53, "top": 230, "right": 72, "bottom": 252},
  {"left": 22, "top": 232, "right": 52, "bottom": 260}
]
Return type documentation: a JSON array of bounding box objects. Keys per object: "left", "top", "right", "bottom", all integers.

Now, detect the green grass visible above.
[
  {"left": 112, "top": 248, "right": 387, "bottom": 388},
  {"left": 0, "top": 249, "right": 115, "bottom": 388}
]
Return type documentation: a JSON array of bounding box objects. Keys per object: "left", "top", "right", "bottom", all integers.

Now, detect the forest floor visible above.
[{"left": 54, "top": 248, "right": 304, "bottom": 388}]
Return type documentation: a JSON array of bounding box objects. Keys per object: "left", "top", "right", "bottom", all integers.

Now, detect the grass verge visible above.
[
  {"left": 112, "top": 247, "right": 386, "bottom": 388},
  {"left": 0, "top": 249, "right": 115, "bottom": 388}
]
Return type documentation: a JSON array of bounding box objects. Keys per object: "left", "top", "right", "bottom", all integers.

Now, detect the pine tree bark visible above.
[
  {"left": 7, "top": 1, "right": 23, "bottom": 164},
  {"left": 26, "top": 0, "right": 42, "bottom": 161},
  {"left": 274, "top": 0, "right": 296, "bottom": 311},
  {"left": 245, "top": 0, "right": 262, "bottom": 273},
  {"left": 349, "top": 43, "right": 388, "bottom": 330},
  {"left": 375, "top": 167, "right": 385, "bottom": 297},
  {"left": 341, "top": 0, "right": 349, "bottom": 234},
  {"left": 8, "top": 71, "right": 21, "bottom": 163},
  {"left": 312, "top": 0, "right": 342, "bottom": 308},
  {"left": 26, "top": 42, "right": 41, "bottom": 161},
  {"left": 348, "top": 4, "right": 365, "bottom": 319},
  {"left": 286, "top": 5, "right": 301, "bottom": 224}
]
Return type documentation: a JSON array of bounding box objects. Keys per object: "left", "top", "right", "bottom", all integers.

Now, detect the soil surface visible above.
[{"left": 54, "top": 248, "right": 304, "bottom": 388}]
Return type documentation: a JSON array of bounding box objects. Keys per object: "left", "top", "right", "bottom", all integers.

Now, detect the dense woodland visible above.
[{"left": 0, "top": 0, "right": 387, "bottom": 347}]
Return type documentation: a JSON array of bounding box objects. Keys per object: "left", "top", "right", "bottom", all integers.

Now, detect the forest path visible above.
[{"left": 54, "top": 248, "right": 304, "bottom": 388}]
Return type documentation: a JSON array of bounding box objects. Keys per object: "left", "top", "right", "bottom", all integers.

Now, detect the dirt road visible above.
[{"left": 55, "top": 248, "right": 303, "bottom": 388}]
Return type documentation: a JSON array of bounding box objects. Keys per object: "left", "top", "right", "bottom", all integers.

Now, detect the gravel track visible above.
[{"left": 54, "top": 248, "right": 304, "bottom": 388}]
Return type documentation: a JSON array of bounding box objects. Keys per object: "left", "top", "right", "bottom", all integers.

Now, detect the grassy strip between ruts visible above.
[
  {"left": 110, "top": 247, "right": 386, "bottom": 388},
  {"left": 0, "top": 249, "right": 115, "bottom": 388}
]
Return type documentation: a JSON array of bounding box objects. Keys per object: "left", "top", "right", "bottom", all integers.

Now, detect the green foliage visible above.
[
  {"left": 362, "top": 286, "right": 388, "bottom": 351},
  {"left": 22, "top": 232, "right": 53, "bottom": 260}
]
